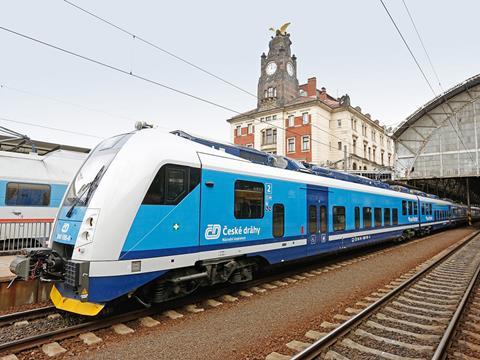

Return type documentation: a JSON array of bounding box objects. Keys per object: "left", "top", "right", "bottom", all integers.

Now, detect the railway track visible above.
[
  {"left": 0, "top": 305, "right": 56, "bottom": 328},
  {"left": 0, "top": 232, "right": 404, "bottom": 357},
  {"left": 0, "top": 228, "right": 475, "bottom": 358},
  {"left": 281, "top": 230, "right": 480, "bottom": 360}
]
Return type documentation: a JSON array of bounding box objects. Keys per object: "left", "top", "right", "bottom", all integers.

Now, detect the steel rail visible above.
[
  {"left": 0, "top": 307, "right": 150, "bottom": 354},
  {"left": 290, "top": 230, "right": 480, "bottom": 360},
  {"left": 432, "top": 253, "right": 480, "bottom": 359},
  {"left": 0, "top": 305, "right": 56, "bottom": 327}
]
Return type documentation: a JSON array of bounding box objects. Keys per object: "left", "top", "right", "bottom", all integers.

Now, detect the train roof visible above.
[
  {"left": 170, "top": 130, "right": 453, "bottom": 204},
  {"left": 0, "top": 149, "right": 87, "bottom": 184}
]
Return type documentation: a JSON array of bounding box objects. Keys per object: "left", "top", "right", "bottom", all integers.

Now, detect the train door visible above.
[{"left": 306, "top": 185, "right": 328, "bottom": 256}]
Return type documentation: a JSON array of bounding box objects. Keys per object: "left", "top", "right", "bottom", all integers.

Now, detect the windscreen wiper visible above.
[{"left": 65, "top": 166, "right": 105, "bottom": 218}]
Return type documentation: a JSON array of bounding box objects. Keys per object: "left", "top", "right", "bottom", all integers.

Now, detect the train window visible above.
[
  {"left": 5, "top": 182, "right": 51, "bottom": 206},
  {"left": 402, "top": 201, "right": 407, "bottom": 216},
  {"left": 234, "top": 180, "right": 264, "bottom": 219},
  {"left": 320, "top": 206, "right": 327, "bottom": 233},
  {"left": 392, "top": 208, "right": 398, "bottom": 225},
  {"left": 354, "top": 207, "right": 360, "bottom": 230},
  {"left": 384, "top": 208, "right": 391, "bottom": 225},
  {"left": 308, "top": 205, "right": 317, "bottom": 234},
  {"left": 333, "top": 206, "right": 346, "bottom": 231},
  {"left": 272, "top": 204, "right": 284, "bottom": 238},
  {"left": 363, "top": 207, "right": 372, "bottom": 228},
  {"left": 413, "top": 202, "right": 418, "bottom": 215},
  {"left": 143, "top": 164, "right": 200, "bottom": 205},
  {"left": 421, "top": 203, "right": 425, "bottom": 215},
  {"left": 429, "top": 204, "right": 432, "bottom": 215},
  {"left": 408, "top": 201, "right": 413, "bottom": 215},
  {"left": 374, "top": 208, "right": 382, "bottom": 227}
]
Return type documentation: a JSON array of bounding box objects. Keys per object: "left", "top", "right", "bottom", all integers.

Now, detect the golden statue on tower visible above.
[{"left": 269, "top": 22, "right": 291, "bottom": 36}]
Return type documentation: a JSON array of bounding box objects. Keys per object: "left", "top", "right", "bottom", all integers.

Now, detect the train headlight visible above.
[{"left": 78, "top": 208, "right": 100, "bottom": 244}]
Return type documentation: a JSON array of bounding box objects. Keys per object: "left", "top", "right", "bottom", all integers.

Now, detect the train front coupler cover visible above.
[{"left": 10, "top": 248, "right": 66, "bottom": 282}]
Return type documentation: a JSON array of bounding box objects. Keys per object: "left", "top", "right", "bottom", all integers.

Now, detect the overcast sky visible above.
[{"left": 0, "top": 0, "right": 478, "bottom": 149}]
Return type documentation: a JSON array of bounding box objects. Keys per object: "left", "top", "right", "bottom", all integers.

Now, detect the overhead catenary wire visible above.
[
  {"left": 400, "top": 0, "right": 476, "bottom": 167},
  {"left": 60, "top": 0, "right": 376, "bottom": 163},
  {"left": 62, "top": 0, "right": 258, "bottom": 99},
  {"left": 0, "top": 25, "right": 354, "bottom": 158},
  {"left": 379, "top": 0, "right": 477, "bottom": 167},
  {"left": 1, "top": 83, "right": 137, "bottom": 124},
  {"left": 0, "top": 115, "right": 103, "bottom": 139}
]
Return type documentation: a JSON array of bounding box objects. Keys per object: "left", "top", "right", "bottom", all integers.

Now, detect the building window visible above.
[
  {"left": 352, "top": 162, "right": 357, "bottom": 170},
  {"left": 308, "top": 205, "right": 317, "bottom": 234},
  {"left": 333, "top": 206, "right": 346, "bottom": 231},
  {"left": 262, "top": 128, "right": 277, "bottom": 145},
  {"left": 381, "top": 151, "right": 384, "bottom": 165},
  {"left": 368, "top": 147, "right": 371, "bottom": 160},
  {"left": 273, "top": 88, "right": 277, "bottom": 97},
  {"left": 247, "top": 123, "right": 253, "bottom": 134},
  {"left": 352, "top": 138, "right": 357, "bottom": 154},
  {"left": 265, "top": 116, "right": 271, "bottom": 122},
  {"left": 363, "top": 207, "right": 372, "bottom": 228},
  {"left": 363, "top": 144, "right": 367, "bottom": 158},
  {"left": 354, "top": 206, "right": 360, "bottom": 229},
  {"left": 354, "top": 119, "right": 357, "bottom": 131},
  {"left": 272, "top": 115, "right": 277, "bottom": 121},
  {"left": 374, "top": 208, "right": 382, "bottom": 227},
  {"left": 143, "top": 164, "right": 200, "bottom": 205},
  {"left": 264, "top": 90, "right": 268, "bottom": 98},
  {"left": 338, "top": 141, "right": 342, "bottom": 151},
  {"left": 287, "top": 137, "right": 295, "bottom": 153},
  {"left": 234, "top": 180, "right": 264, "bottom": 219},
  {"left": 235, "top": 125, "right": 241, "bottom": 136},
  {"left": 384, "top": 208, "right": 391, "bottom": 225},
  {"left": 392, "top": 208, "right": 398, "bottom": 225},
  {"left": 302, "top": 112, "right": 309, "bottom": 124},
  {"left": 351, "top": 118, "right": 354, "bottom": 129},
  {"left": 380, "top": 135, "right": 384, "bottom": 146},
  {"left": 272, "top": 204, "right": 284, "bottom": 238},
  {"left": 267, "top": 87, "right": 275, "bottom": 98},
  {"left": 364, "top": 166, "right": 367, "bottom": 170},
  {"left": 337, "top": 119, "right": 342, "bottom": 128},
  {"left": 288, "top": 115, "right": 294, "bottom": 127},
  {"left": 301, "top": 136, "right": 310, "bottom": 151},
  {"left": 6, "top": 182, "right": 51, "bottom": 206},
  {"left": 372, "top": 147, "right": 376, "bottom": 162}
]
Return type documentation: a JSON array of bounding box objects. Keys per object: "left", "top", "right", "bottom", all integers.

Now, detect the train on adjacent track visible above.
[
  {"left": 0, "top": 149, "right": 86, "bottom": 249},
  {"left": 10, "top": 126, "right": 480, "bottom": 316}
]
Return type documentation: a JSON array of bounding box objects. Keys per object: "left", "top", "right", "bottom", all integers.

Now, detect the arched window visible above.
[
  {"left": 352, "top": 163, "right": 357, "bottom": 170},
  {"left": 273, "top": 87, "right": 277, "bottom": 97},
  {"left": 363, "top": 166, "right": 367, "bottom": 170},
  {"left": 264, "top": 89, "right": 268, "bottom": 98}
]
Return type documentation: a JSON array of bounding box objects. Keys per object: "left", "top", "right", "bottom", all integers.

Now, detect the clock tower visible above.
[{"left": 257, "top": 29, "right": 299, "bottom": 109}]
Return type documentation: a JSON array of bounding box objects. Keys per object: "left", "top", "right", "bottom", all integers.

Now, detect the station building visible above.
[
  {"left": 393, "top": 74, "right": 480, "bottom": 206},
  {"left": 227, "top": 30, "right": 395, "bottom": 172}
]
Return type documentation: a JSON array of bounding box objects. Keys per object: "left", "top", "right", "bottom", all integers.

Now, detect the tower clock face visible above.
[
  {"left": 287, "top": 62, "right": 294, "bottom": 76},
  {"left": 265, "top": 62, "right": 277, "bottom": 76}
]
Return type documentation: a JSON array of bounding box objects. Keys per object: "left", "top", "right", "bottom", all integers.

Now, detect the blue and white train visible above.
[
  {"left": 1, "top": 149, "right": 87, "bottom": 248},
  {"left": 10, "top": 127, "right": 478, "bottom": 316}
]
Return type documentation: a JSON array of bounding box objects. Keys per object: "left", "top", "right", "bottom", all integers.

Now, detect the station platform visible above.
[{"left": 0, "top": 255, "right": 51, "bottom": 310}]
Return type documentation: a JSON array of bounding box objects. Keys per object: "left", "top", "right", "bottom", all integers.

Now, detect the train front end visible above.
[{"left": 10, "top": 132, "right": 136, "bottom": 316}]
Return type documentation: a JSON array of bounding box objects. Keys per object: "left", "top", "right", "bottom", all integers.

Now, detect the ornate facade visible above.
[{"left": 227, "top": 29, "right": 395, "bottom": 172}]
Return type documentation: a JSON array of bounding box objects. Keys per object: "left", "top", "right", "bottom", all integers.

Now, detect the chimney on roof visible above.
[
  {"left": 319, "top": 86, "right": 327, "bottom": 100},
  {"left": 307, "top": 77, "right": 317, "bottom": 97}
]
